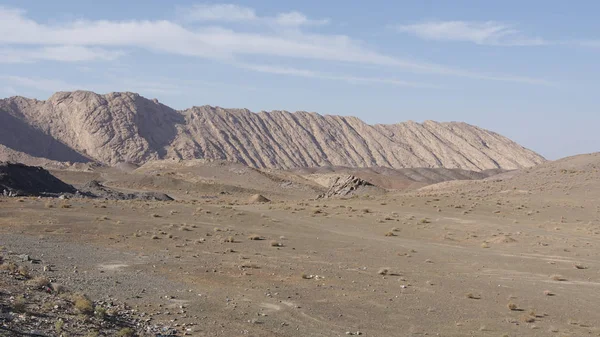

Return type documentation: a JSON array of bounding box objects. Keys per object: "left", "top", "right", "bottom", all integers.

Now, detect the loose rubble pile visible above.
[{"left": 0, "top": 162, "right": 79, "bottom": 197}]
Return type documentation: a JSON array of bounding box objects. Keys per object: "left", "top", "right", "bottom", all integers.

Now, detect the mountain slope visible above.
[{"left": 0, "top": 91, "right": 545, "bottom": 170}]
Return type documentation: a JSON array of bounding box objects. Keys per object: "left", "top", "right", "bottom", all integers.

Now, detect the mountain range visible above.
[{"left": 0, "top": 91, "right": 545, "bottom": 170}]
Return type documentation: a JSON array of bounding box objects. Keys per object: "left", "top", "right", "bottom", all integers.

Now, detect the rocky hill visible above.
[{"left": 0, "top": 91, "right": 545, "bottom": 170}]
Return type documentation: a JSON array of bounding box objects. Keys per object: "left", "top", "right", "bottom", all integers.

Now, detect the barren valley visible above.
[{"left": 1, "top": 152, "right": 599, "bottom": 336}]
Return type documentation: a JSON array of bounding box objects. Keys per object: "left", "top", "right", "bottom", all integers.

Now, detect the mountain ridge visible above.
[{"left": 0, "top": 90, "right": 545, "bottom": 170}]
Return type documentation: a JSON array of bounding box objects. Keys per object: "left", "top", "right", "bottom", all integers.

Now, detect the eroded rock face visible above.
[
  {"left": 0, "top": 91, "right": 545, "bottom": 170},
  {"left": 317, "top": 175, "right": 377, "bottom": 199}
]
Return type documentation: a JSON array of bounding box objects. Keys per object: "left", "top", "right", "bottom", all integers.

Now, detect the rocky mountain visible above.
[{"left": 0, "top": 91, "right": 545, "bottom": 170}]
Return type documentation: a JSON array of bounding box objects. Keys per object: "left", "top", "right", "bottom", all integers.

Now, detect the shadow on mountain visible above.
[
  {"left": 0, "top": 110, "right": 90, "bottom": 163},
  {"left": 132, "top": 95, "right": 185, "bottom": 158}
]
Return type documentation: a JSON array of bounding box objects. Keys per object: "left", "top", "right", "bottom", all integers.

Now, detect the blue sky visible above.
[{"left": 1, "top": 0, "right": 599, "bottom": 160}]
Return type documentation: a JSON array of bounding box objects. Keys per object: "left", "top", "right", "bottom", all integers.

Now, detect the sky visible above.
[{"left": 0, "top": 0, "right": 599, "bottom": 160}]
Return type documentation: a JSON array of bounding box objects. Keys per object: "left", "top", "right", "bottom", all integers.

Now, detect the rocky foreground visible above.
[{"left": 0, "top": 249, "right": 179, "bottom": 336}]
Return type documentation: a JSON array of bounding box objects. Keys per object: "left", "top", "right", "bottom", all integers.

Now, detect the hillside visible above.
[{"left": 0, "top": 91, "right": 545, "bottom": 170}]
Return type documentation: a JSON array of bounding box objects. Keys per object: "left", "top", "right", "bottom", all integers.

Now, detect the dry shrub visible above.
[
  {"left": 27, "top": 276, "right": 50, "bottom": 288},
  {"left": 72, "top": 293, "right": 94, "bottom": 315}
]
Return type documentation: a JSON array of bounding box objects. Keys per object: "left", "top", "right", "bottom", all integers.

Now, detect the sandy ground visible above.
[{"left": 2, "top": 156, "right": 600, "bottom": 336}]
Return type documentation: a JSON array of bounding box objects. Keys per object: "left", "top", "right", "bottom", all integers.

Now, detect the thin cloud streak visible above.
[
  {"left": 393, "top": 20, "right": 549, "bottom": 46},
  {"left": 0, "top": 6, "right": 552, "bottom": 86},
  {"left": 236, "top": 63, "right": 443, "bottom": 88}
]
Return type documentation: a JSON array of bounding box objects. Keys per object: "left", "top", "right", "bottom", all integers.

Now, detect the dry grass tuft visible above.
[
  {"left": 0, "top": 262, "right": 18, "bottom": 273},
  {"left": 543, "top": 290, "right": 554, "bottom": 296},
  {"left": 550, "top": 274, "right": 566, "bottom": 281},
  {"left": 522, "top": 314, "right": 535, "bottom": 323},
  {"left": 507, "top": 302, "right": 518, "bottom": 311},
  {"left": 17, "top": 265, "right": 30, "bottom": 278},
  {"left": 248, "top": 234, "right": 263, "bottom": 240},
  {"left": 224, "top": 236, "right": 236, "bottom": 243},
  {"left": 72, "top": 293, "right": 94, "bottom": 315},
  {"left": 27, "top": 276, "right": 50, "bottom": 288},
  {"left": 12, "top": 295, "right": 26, "bottom": 312},
  {"left": 384, "top": 231, "right": 396, "bottom": 237}
]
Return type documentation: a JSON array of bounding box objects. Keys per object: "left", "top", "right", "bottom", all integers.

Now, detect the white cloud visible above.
[
  {"left": 394, "top": 21, "right": 548, "bottom": 46},
  {"left": 182, "top": 4, "right": 257, "bottom": 22},
  {"left": 0, "top": 6, "right": 552, "bottom": 86},
  {"left": 274, "top": 11, "right": 329, "bottom": 26},
  {"left": 0, "top": 46, "right": 122, "bottom": 63},
  {"left": 181, "top": 3, "right": 329, "bottom": 27},
  {"left": 236, "top": 63, "right": 441, "bottom": 88}
]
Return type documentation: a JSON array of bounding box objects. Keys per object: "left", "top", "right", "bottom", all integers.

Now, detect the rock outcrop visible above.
[
  {"left": 0, "top": 91, "right": 545, "bottom": 170},
  {"left": 317, "top": 175, "right": 380, "bottom": 199}
]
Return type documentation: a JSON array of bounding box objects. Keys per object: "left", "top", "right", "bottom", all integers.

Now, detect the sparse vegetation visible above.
[
  {"left": 551, "top": 274, "right": 566, "bottom": 281},
  {"left": 72, "top": 293, "right": 94, "bottom": 315},
  {"left": 13, "top": 295, "right": 26, "bottom": 312},
  {"left": 55, "top": 319, "right": 65, "bottom": 333},
  {"left": 507, "top": 302, "right": 518, "bottom": 311},
  {"left": 248, "top": 234, "right": 263, "bottom": 240},
  {"left": 27, "top": 276, "right": 50, "bottom": 288}
]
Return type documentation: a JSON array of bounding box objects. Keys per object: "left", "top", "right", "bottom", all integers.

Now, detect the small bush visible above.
[
  {"left": 248, "top": 234, "right": 262, "bottom": 240},
  {"left": 507, "top": 302, "right": 518, "bottom": 311},
  {"left": 27, "top": 276, "right": 50, "bottom": 288},
  {"left": 94, "top": 306, "right": 107, "bottom": 320},
  {"left": 12, "top": 295, "right": 26, "bottom": 312},
  {"left": 73, "top": 294, "right": 94, "bottom": 315},
  {"left": 55, "top": 319, "right": 64, "bottom": 333},
  {"left": 384, "top": 232, "right": 396, "bottom": 237},
  {"left": 17, "top": 265, "right": 30, "bottom": 278}
]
